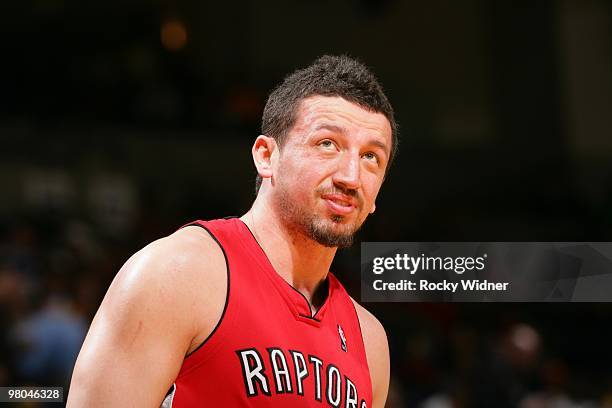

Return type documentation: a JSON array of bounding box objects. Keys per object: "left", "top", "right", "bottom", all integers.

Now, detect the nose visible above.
[{"left": 332, "top": 151, "right": 361, "bottom": 191}]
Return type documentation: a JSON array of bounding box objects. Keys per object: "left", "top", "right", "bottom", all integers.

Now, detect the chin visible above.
[
  {"left": 323, "top": 216, "right": 361, "bottom": 235},
  {"left": 330, "top": 214, "right": 345, "bottom": 224},
  {"left": 326, "top": 210, "right": 364, "bottom": 227}
]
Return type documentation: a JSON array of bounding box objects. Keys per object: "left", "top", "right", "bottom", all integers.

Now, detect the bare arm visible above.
[
  {"left": 352, "top": 299, "right": 391, "bottom": 408},
  {"left": 67, "top": 227, "right": 226, "bottom": 407}
]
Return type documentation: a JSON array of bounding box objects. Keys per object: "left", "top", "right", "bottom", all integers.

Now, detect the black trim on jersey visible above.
[
  {"left": 349, "top": 296, "right": 364, "bottom": 356},
  {"left": 239, "top": 219, "right": 330, "bottom": 320},
  {"left": 298, "top": 313, "right": 321, "bottom": 321},
  {"left": 182, "top": 222, "right": 230, "bottom": 359},
  {"left": 349, "top": 299, "right": 374, "bottom": 402},
  {"left": 326, "top": 363, "right": 342, "bottom": 408},
  {"left": 164, "top": 383, "right": 175, "bottom": 398}
]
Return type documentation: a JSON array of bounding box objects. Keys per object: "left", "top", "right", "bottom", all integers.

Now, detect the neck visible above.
[{"left": 240, "top": 195, "right": 337, "bottom": 309}]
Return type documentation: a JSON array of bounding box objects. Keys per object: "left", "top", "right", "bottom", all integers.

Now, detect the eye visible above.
[
  {"left": 363, "top": 152, "right": 379, "bottom": 163},
  {"left": 318, "top": 139, "right": 336, "bottom": 150}
]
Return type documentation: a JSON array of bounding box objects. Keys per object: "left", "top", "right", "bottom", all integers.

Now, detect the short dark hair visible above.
[{"left": 255, "top": 55, "right": 398, "bottom": 193}]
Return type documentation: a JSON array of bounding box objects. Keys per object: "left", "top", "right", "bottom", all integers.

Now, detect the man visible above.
[{"left": 67, "top": 55, "right": 397, "bottom": 407}]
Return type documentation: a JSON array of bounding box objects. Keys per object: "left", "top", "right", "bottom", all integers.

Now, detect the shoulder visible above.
[
  {"left": 102, "top": 225, "right": 227, "bottom": 349},
  {"left": 350, "top": 298, "right": 390, "bottom": 408},
  {"left": 350, "top": 298, "right": 389, "bottom": 361},
  {"left": 127, "top": 223, "right": 227, "bottom": 302},
  {"left": 140, "top": 224, "right": 224, "bottom": 266},
  {"left": 113, "top": 225, "right": 226, "bottom": 301},
  {"left": 123, "top": 224, "right": 226, "bottom": 285},
  {"left": 350, "top": 297, "right": 386, "bottom": 337}
]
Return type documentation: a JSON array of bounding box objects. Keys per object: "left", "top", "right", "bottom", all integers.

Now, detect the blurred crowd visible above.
[
  {"left": 374, "top": 301, "right": 612, "bottom": 407},
  {"left": 0, "top": 213, "right": 131, "bottom": 390}
]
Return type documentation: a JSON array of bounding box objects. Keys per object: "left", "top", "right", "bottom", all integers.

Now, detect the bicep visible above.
[{"left": 67, "top": 249, "right": 196, "bottom": 407}]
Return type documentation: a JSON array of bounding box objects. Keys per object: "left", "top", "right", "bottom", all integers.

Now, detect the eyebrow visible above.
[
  {"left": 368, "top": 140, "right": 390, "bottom": 156},
  {"left": 314, "top": 124, "right": 347, "bottom": 134}
]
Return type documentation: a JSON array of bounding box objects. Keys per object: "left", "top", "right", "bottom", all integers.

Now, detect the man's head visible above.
[{"left": 253, "top": 55, "right": 397, "bottom": 248}]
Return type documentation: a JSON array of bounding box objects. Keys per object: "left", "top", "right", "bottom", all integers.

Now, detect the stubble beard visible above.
[{"left": 274, "top": 179, "right": 363, "bottom": 249}]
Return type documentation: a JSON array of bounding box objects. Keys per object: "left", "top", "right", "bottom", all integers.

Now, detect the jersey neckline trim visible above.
[{"left": 236, "top": 218, "right": 333, "bottom": 324}]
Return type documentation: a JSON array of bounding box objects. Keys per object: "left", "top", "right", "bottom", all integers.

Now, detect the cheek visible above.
[
  {"left": 278, "top": 147, "right": 310, "bottom": 176},
  {"left": 277, "top": 162, "right": 315, "bottom": 199},
  {"left": 281, "top": 151, "right": 330, "bottom": 184},
  {"left": 361, "top": 176, "right": 384, "bottom": 204}
]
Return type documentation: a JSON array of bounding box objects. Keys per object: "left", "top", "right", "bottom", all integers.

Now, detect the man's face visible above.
[{"left": 272, "top": 95, "right": 392, "bottom": 248}]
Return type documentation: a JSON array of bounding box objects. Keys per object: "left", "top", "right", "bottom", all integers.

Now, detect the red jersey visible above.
[{"left": 162, "top": 218, "right": 372, "bottom": 407}]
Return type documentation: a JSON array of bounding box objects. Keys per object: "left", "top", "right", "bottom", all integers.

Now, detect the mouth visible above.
[{"left": 321, "top": 193, "right": 357, "bottom": 216}]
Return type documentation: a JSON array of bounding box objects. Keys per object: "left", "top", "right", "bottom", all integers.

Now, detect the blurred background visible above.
[{"left": 1, "top": 0, "right": 612, "bottom": 406}]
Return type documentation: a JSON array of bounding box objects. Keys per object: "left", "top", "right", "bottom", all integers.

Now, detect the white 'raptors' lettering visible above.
[
  {"left": 309, "top": 355, "right": 324, "bottom": 402},
  {"left": 236, "top": 346, "right": 364, "bottom": 405},
  {"left": 290, "top": 350, "right": 308, "bottom": 395},
  {"left": 267, "top": 348, "right": 293, "bottom": 393},
  {"left": 326, "top": 365, "right": 341, "bottom": 407},
  {"left": 345, "top": 376, "right": 358, "bottom": 408},
  {"left": 236, "top": 349, "right": 270, "bottom": 396}
]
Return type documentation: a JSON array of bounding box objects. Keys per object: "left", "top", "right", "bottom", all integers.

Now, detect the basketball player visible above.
[{"left": 67, "top": 55, "right": 397, "bottom": 407}]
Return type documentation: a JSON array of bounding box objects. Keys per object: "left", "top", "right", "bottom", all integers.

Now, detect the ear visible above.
[
  {"left": 252, "top": 135, "right": 277, "bottom": 179},
  {"left": 370, "top": 202, "right": 376, "bottom": 214}
]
